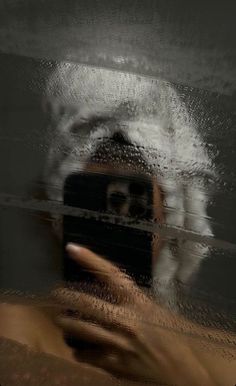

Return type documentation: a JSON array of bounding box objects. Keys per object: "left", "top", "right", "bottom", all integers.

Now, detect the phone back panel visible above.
[{"left": 63, "top": 171, "right": 154, "bottom": 287}]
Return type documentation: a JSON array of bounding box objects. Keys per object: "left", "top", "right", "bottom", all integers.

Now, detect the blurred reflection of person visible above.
[
  {"left": 1, "top": 64, "right": 235, "bottom": 386},
  {"left": 43, "top": 62, "right": 214, "bottom": 305}
]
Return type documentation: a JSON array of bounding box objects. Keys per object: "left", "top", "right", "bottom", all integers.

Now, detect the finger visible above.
[
  {"left": 56, "top": 316, "right": 133, "bottom": 354},
  {"left": 53, "top": 288, "right": 138, "bottom": 334},
  {"left": 75, "top": 348, "right": 148, "bottom": 383},
  {"left": 74, "top": 347, "right": 128, "bottom": 378},
  {"left": 66, "top": 243, "right": 141, "bottom": 302},
  {"left": 53, "top": 288, "right": 120, "bottom": 325}
]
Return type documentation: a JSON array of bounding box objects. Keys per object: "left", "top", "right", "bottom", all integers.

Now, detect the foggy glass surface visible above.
[{"left": 0, "top": 1, "right": 235, "bottom": 385}]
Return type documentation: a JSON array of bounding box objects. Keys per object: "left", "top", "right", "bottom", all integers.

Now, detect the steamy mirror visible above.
[{"left": 0, "top": 2, "right": 235, "bottom": 385}]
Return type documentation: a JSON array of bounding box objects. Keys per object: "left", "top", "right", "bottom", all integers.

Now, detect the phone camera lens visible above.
[
  {"left": 108, "top": 192, "right": 127, "bottom": 209},
  {"left": 129, "top": 182, "right": 145, "bottom": 196},
  {"left": 129, "top": 204, "right": 146, "bottom": 217}
]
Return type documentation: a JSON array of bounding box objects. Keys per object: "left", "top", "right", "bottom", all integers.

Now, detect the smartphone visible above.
[{"left": 63, "top": 171, "right": 154, "bottom": 288}]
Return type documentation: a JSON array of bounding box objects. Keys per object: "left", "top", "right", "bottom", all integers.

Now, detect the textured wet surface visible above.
[{"left": 0, "top": 1, "right": 235, "bottom": 384}]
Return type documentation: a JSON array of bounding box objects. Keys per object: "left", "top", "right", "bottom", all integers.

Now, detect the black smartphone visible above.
[{"left": 63, "top": 171, "right": 154, "bottom": 288}]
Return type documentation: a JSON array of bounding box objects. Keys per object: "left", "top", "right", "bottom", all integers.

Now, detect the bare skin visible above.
[{"left": 1, "top": 244, "right": 236, "bottom": 386}]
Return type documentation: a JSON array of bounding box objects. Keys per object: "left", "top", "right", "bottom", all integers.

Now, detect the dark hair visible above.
[{"left": 88, "top": 131, "right": 152, "bottom": 175}]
